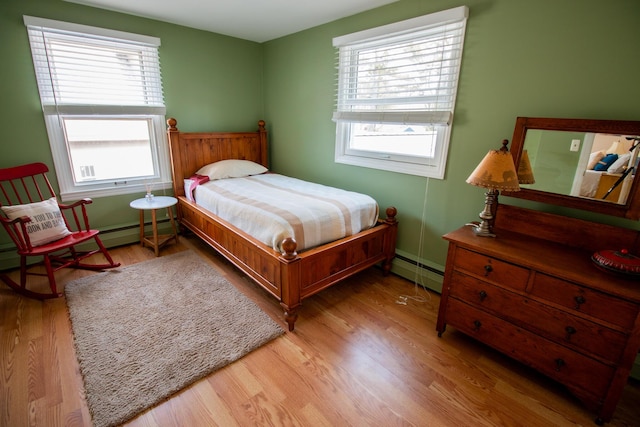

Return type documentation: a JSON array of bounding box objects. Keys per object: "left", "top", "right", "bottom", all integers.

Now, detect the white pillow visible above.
[
  {"left": 607, "top": 153, "right": 631, "bottom": 174},
  {"left": 196, "top": 159, "right": 268, "bottom": 180},
  {"left": 1, "top": 197, "right": 71, "bottom": 246},
  {"left": 587, "top": 151, "right": 605, "bottom": 170}
]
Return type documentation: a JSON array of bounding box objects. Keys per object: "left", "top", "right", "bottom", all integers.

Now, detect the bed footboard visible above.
[{"left": 178, "top": 197, "right": 397, "bottom": 330}]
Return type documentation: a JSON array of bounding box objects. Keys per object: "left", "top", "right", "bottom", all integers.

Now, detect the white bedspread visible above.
[
  {"left": 580, "top": 170, "right": 603, "bottom": 198},
  {"left": 193, "top": 174, "right": 379, "bottom": 252}
]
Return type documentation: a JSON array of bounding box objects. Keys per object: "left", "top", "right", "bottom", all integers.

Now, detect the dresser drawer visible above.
[
  {"left": 444, "top": 298, "right": 615, "bottom": 399},
  {"left": 531, "top": 273, "right": 638, "bottom": 329},
  {"left": 449, "top": 272, "right": 627, "bottom": 363},
  {"left": 453, "top": 248, "right": 530, "bottom": 292}
]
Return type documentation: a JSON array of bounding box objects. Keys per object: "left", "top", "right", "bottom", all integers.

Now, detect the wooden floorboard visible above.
[{"left": 1, "top": 235, "right": 639, "bottom": 426}]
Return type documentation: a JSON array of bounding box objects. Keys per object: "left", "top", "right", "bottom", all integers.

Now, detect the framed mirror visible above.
[{"left": 503, "top": 117, "right": 640, "bottom": 220}]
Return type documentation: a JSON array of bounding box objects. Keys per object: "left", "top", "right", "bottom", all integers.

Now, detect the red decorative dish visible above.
[{"left": 591, "top": 249, "right": 640, "bottom": 276}]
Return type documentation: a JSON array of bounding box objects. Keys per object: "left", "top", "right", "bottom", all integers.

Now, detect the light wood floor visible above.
[{"left": 1, "top": 235, "right": 639, "bottom": 427}]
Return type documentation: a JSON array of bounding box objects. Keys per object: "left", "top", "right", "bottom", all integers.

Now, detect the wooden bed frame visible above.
[{"left": 166, "top": 118, "right": 398, "bottom": 331}]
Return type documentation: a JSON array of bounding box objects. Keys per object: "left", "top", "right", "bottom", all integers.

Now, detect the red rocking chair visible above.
[{"left": 0, "top": 162, "right": 120, "bottom": 299}]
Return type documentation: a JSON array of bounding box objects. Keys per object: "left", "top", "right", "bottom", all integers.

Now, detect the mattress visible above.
[{"left": 192, "top": 173, "right": 379, "bottom": 252}]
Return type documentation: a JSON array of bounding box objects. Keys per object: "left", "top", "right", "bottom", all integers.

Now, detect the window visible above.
[
  {"left": 333, "top": 6, "right": 468, "bottom": 178},
  {"left": 24, "top": 16, "right": 170, "bottom": 201}
]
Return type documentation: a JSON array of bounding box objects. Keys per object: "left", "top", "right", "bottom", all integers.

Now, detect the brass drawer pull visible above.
[
  {"left": 554, "top": 358, "right": 566, "bottom": 371},
  {"left": 484, "top": 264, "right": 493, "bottom": 276},
  {"left": 574, "top": 295, "right": 586, "bottom": 310},
  {"left": 479, "top": 290, "right": 487, "bottom": 301},
  {"left": 472, "top": 320, "right": 482, "bottom": 331}
]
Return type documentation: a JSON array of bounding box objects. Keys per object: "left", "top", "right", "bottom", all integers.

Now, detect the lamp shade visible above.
[
  {"left": 606, "top": 140, "right": 627, "bottom": 155},
  {"left": 517, "top": 150, "right": 535, "bottom": 184},
  {"left": 466, "top": 140, "right": 520, "bottom": 192}
]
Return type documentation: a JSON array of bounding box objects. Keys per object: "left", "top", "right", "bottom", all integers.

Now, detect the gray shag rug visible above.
[{"left": 65, "top": 250, "right": 284, "bottom": 427}]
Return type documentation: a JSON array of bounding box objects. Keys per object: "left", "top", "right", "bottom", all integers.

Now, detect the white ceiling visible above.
[{"left": 64, "top": 0, "right": 399, "bottom": 43}]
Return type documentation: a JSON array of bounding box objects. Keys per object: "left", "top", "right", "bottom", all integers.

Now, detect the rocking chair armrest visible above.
[
  {"left": 0, "top": 214, "right": 32, "bottom": 226},
  {"left": 58, "top": 198, "right": 93, "bottom": 210}
]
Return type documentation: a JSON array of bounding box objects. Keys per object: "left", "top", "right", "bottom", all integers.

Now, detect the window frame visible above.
[
  {"left": 24, "top": 16, "right": 171, "bottom": 201},
  {"left": 332, "top": 6, "right": 468, "bottom": 179}
]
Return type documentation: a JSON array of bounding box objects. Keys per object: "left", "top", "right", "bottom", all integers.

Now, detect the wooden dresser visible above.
[{"left": 436, "top": 204, "right": 640, "bottom": 424}]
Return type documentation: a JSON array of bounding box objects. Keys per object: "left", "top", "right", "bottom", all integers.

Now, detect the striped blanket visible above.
[{"left": 192, "top": 173, "right": 379, "bottom": 252}]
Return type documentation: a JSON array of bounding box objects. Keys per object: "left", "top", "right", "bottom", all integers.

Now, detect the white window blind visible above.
[
  {"left": 23, "top": 16, "right": 170, "bottom": 200},
  {"left": 332, "top": 6, "right": 468, "bottom": 178},
  {"left": 25, "top": 16, "right": 164, "bottom": 116},
  {"left": 333, "top": 7, "right": 466, "bottom": 126}
]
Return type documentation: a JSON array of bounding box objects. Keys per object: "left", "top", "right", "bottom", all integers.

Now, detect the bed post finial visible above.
[
  {"left": 280, "top": 237, "right": 298, "bottom": 260},
  {"left": 385, "top": 206, "right": 398, "bottom": 224},
  {"left": 258, "top": 120, "right": 266, "bottom": 131},
  {"left": 167, "top": 118, "right": 178, "bottom": 131}
]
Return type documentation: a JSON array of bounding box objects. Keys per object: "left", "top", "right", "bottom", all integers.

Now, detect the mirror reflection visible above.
[
  {"left": 503, "top": 117, "right": 640, "bottom": 220},
  {"left": 521, "top": 130, "right": 639, "bottom": 205}
]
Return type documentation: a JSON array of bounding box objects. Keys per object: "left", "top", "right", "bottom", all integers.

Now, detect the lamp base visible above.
[
  {"left": 468, "top": 189, "right": 499, "bottom": 237},
  {"left": 473, "top": 223, "right": 496, "bottom": 237},
  {"left": 467, "top": 221, "right": 496, "bottom": 237}
]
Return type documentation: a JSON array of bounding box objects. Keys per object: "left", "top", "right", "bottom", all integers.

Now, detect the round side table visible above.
[{"left": 129, "top": 196, "right": 179, "bottom": 256}]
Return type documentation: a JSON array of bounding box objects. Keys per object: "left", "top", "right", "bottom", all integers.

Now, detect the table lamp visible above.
[
  {"left": 517, "top": 150, "right": 535, "bottom": 184},
  {"left": 606, "top": 140, "right": 627, "bottom": 155},
  {"left": 466, "top": 139, "right": 520, "bottom": 237}
]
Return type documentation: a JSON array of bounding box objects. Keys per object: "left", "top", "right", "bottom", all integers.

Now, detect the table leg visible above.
[
  {"left": 138, "top": 210, "right": 144, "bottom": 247},
  {"left": 151, "top": 208, "right": 159, "bottom": 257}
]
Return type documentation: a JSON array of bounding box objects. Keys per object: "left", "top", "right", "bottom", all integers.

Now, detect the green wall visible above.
[
  {"left": 262, "top": 0, "right": 640, "bottom": 281},
  {"left": 2, "top": 0, "right": 640, "bottom": 283},
  {"left": 525, "top": 130, "right": 584, "bottom": 195},
  {"left": 0, "top": 0, "right": 264, "bottom": 266}
]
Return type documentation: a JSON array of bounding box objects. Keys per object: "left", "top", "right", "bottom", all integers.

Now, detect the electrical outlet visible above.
[{"left": 570, "top": 139, "right": 581, "bottom": 152}]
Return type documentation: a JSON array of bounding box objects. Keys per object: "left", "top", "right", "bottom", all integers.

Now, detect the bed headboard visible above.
[{"left": 166, "top": 118, "right": 268, "bottom": 198}]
